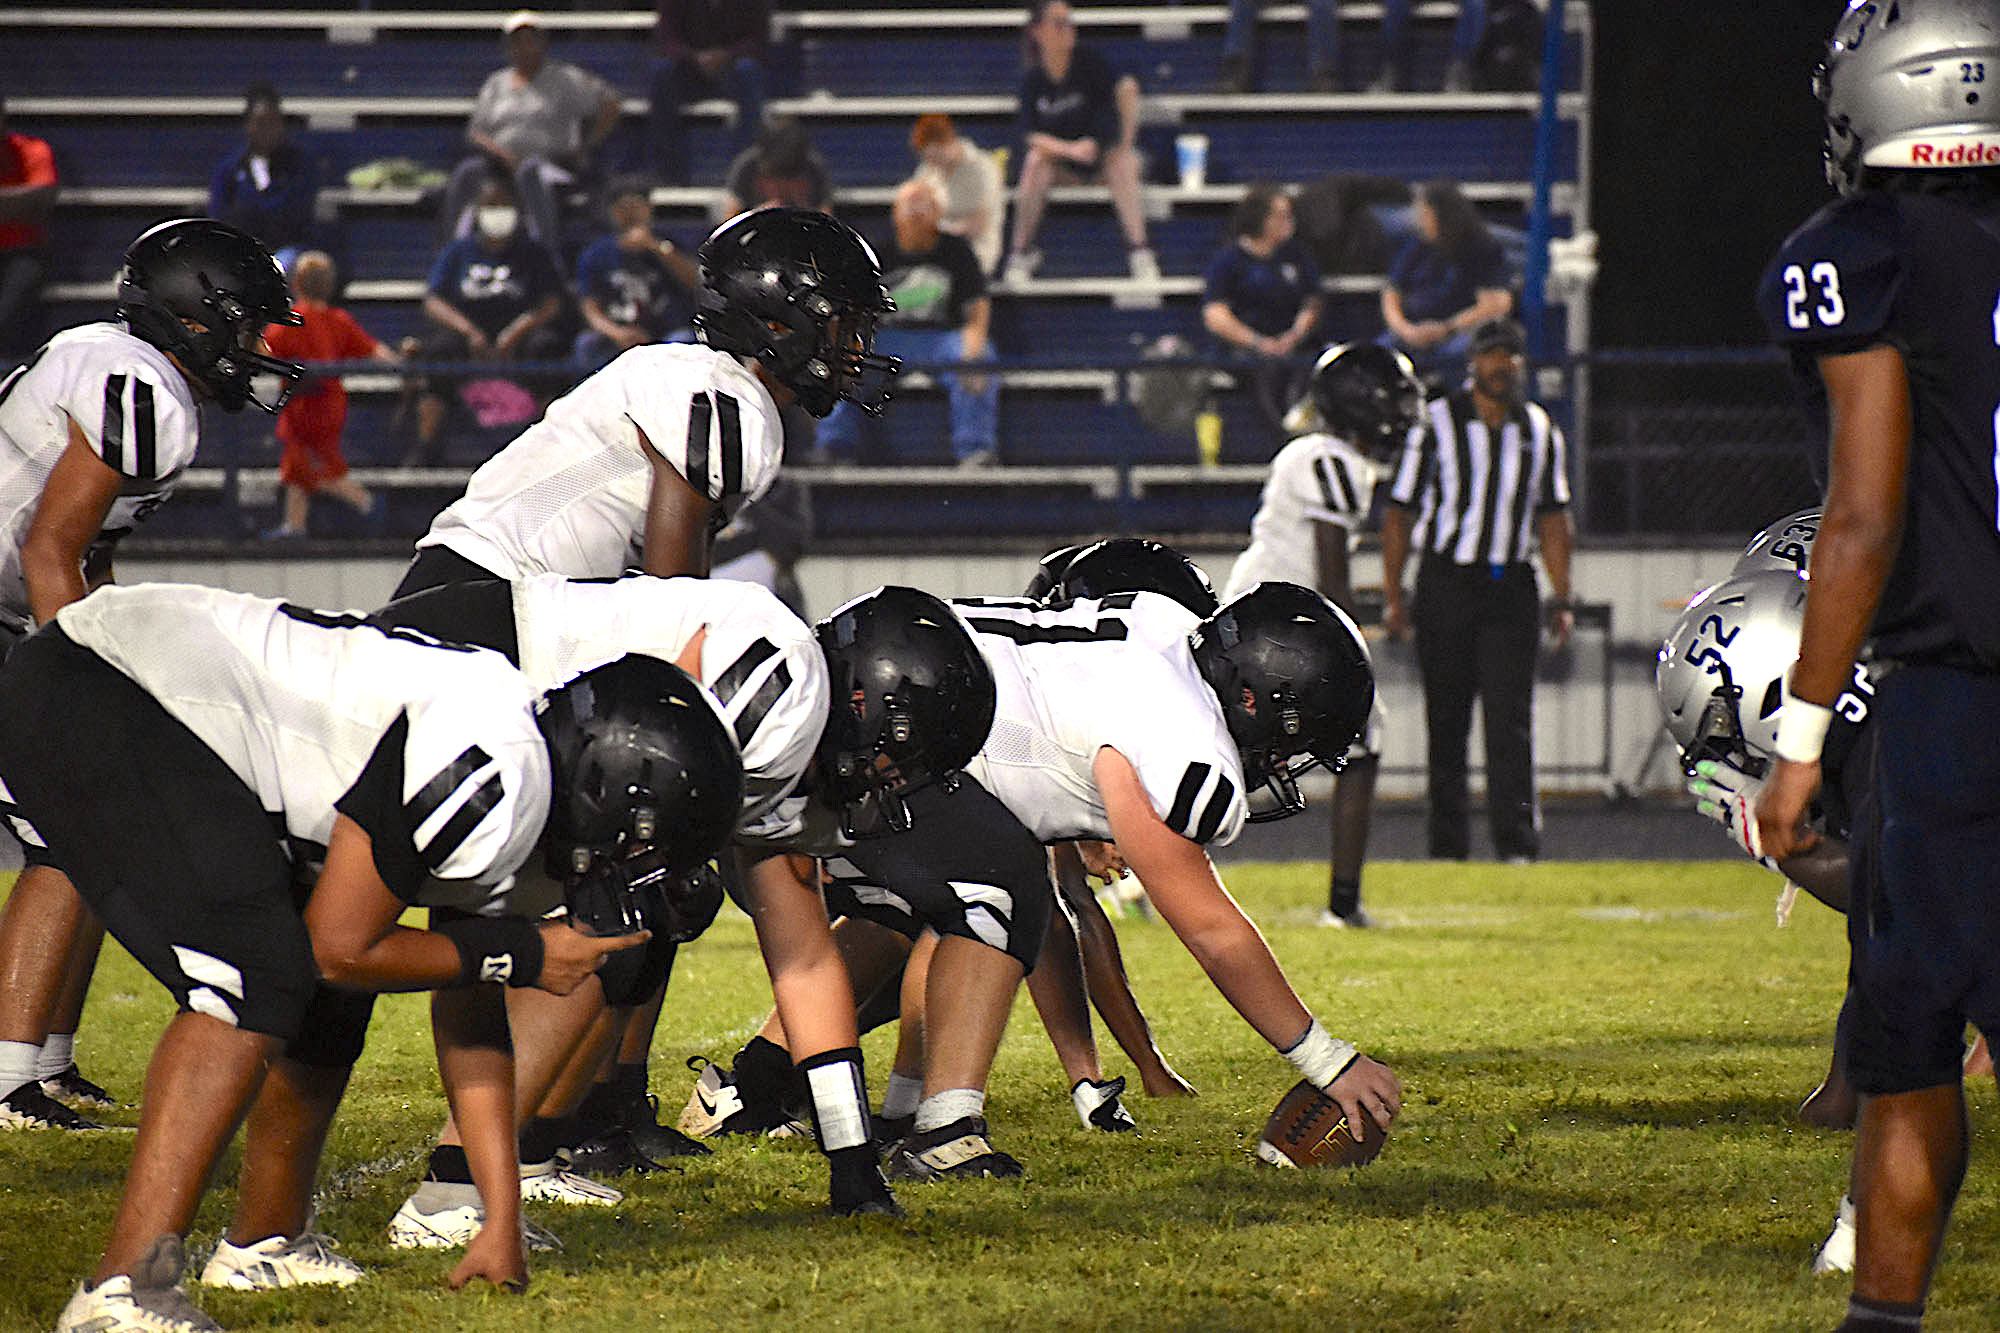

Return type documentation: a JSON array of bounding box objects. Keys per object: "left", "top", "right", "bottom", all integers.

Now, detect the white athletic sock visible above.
[
  {"left": 880, "top": 1072, "right": 923, "bottom": 1121},
  {"left": 0, "top": 1040, "right": 41, "bottom": 1099},
  {"left": 35, "top": 1033, "right": 74, "bottom": 1081},
  {"left": 915, "top": 1088, "right": 985, "bottom": 1133}
]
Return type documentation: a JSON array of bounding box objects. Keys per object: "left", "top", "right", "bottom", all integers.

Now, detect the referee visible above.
[{"left": 1380, "top": 318, "right": 1574, "bottom": 862}]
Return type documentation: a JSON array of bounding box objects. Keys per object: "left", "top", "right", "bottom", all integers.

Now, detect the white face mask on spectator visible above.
[{"left": 475, "top": 205, "right": 519, "bottom": 240}]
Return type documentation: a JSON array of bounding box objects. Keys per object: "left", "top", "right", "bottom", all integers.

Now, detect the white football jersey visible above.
[
  {"left": 418, "top": 343, "right": 784, "bottom": 580},
  {"left": 1224, "top": 431, "right": 1378, "bottom": 599},
  {"left": 957, "top": 592, "right": 1246, "bottom": 846},
  {"left": 54, "top": 584, "right": 554, "bottom": 917},
  {"left": 510, "top": 574, "right": 827, "bottom": 840},
  {"left": 0, "top": 324, "right": 201, "bottom": 631}
]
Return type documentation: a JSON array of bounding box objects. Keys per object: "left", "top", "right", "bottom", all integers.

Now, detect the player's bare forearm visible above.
[
  {"left": 305, "top": 817, "right": 463, "bottom": 991},
  {"left": 743, "top": 849, "right": 858, "bottom": 1061},
  {"left": 639, "top": 433, "right": 712, "bottom": 577},
  {"left": 1313, "top": 523, "right": 1354, "bottom": 619},
  {"left": 1796, "top": 344, "right": 1909, "bottom": 704},
  {"left": 433, "top": 985, "right": 526, "bottom": 1289}
]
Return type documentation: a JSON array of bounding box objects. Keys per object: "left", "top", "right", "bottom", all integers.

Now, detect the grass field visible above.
[{"left": 3, "top": 859, "right": 1998, "bottom": 1332}]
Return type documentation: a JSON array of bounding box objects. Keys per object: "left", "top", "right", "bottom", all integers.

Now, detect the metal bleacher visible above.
[{"left": 4, "top": 3, "right": 1592, "bottom": 548}]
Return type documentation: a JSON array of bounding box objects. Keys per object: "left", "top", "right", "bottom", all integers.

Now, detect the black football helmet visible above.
[
  {"left": 694, "top": 206, "right": 899, "bottom": 418},
  {"left": 1307, "top": 342, "right": 1425, "bottom": 461},
  {"left": 815, "top": 586, "right": 996, "bottom": 838},
  {"left": 116, "top": 218, "right": 304, "bottom": 413},
  {"left": 1053, "top": 537, "right": 1220, "bottom": 617},
  {"left": 1189, "top": 582, "right": 1374, "bottom": 821},
  {"left": 1022, "top": 543, "right": 1089, "bottom": 602},
  {"left": 538, "top": 655, "right": 745, "bottom": 940}
]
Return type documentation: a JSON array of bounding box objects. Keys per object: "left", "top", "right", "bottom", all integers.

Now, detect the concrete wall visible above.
[{"left": 120, "top": 544, "right": 1752, "bottom": 799}]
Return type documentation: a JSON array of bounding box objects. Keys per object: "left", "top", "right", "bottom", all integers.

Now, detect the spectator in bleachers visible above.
[
  {"left": 403, "top": 173, "right": 568, "bottom": 466},
  {"left": 1201, "top": 182, "right": 1324, "bottom": 435},
  {"left": 1379, "top": 178, "right": 1514, "bottom": 382},
  {"left": 572, "top": 175, "right": 699, "bottom": 371},
  {"left": 648, "top": 0, "right": 770, "bottom": 188},
  {"left": 259, "top": 252, "right": 396, "bottom": 540},
  {"left": 720, "top": 114, "right": 833, "bottom": 218},
  {"left": 1218, "top": 1, "right": 1342, "bottom": 93},
  {"left": 439, "top": 9, "right": 621, "bottom": 258},
  {"left": 910, "top": 114, "right": 1004, "bottom": 276},
  {"left": 1003, "top": 0, "right": 1158, "bottom": 285},
  {"left": 207, "top": 85, "right": 319, "bottom": 273},
  {"left": 0, "top": 96, "right": 55, "bottom": 360},
  {"left": 1371, "top": 0, "right": 1489, "bottom": 93},
  {"left": 816, "top": 180, "right": 996, "bottom": 468}
]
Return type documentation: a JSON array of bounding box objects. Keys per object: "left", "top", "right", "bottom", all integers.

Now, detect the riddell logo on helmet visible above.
[{"left": 1903, "top": 140, "right": 2000, "bottom": 166}]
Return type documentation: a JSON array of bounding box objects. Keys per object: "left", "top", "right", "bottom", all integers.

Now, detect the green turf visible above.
[{"left": 3, "top": 860, "right": 1996, "bottom": 1331}]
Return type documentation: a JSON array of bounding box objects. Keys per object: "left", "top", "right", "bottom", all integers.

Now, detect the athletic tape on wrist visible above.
[
  {"left": 1282, "top": 1018, "right": 1359, "bottom": 1092},
  {"left": 435, "top": 916, "right": 544, "bottom": 988},
  {"left": 1774, "top": 686, "right": 1834, "bottom": 764},
  {"left": 799, "top": 1047, "right": 871, "bottom": 1153}
]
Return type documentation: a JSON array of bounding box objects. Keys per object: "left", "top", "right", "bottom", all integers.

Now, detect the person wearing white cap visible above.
[{"left": 439, "top": 9, "right": 623, "bottom": 258}]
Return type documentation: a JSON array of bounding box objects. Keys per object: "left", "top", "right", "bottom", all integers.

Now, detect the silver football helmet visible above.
[
  {"left": 1818, "top": 0, "right": 2000, "bottom": 194},
  {"left": 1733, "top": 508, "right": 1821, "bottom": 577},
  {"left": 1656, "top": 570, "right": 1811, "bottom": 775}
]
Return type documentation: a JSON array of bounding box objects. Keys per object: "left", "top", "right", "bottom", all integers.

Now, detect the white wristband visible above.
[
  {"left": 1281, "top": 1018, "right": 1359, "bottom": 1092},
  {"left": 1773, "top": 689, "right": 1834, "bottom": 764}
]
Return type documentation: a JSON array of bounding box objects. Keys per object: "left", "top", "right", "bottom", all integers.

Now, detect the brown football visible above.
[{"left": 1255, "top": 1078, "right": 1386, "bottom": 1168}]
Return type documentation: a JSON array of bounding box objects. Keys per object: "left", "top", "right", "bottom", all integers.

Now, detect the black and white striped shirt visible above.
[{"left": 1385, "top": 390, "right": 1570, "bottom": 568}]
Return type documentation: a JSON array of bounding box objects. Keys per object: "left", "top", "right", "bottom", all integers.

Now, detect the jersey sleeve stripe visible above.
[
  {"left": 101, "top": 373, "right": 127, "bottom": 472},
  {"left": 1165, "top": 761, "right": 1210, "bottom": 834},
  {"left": 1192, "top": 774, "right": 1236, "bottom": 843},
  {"left": 132, "top": 378, "right": 156, "bottom": 479},
  {"left": 730, "top": 659, "right": 791, "bottom": 749},
  {"left": 1312, "top": 457, "right": 1340, "bottom": 510},
  {"left": 1327, "top": 456, "right": 1360, "bottom": 513},
  {"left": 405, "top": 745, "right": 494, "bottom": 830},
  {"left": 419, "top": 773, "right": 506, "bottom": 872},
  {"left": 685, "top": 392, "right": 713, "bottom": 499},
  {"left": 710, "top": 637, "right": 779, "bottom": 706},
  {"left": 716, "top": 391, "right": 743, "bottom": 498}
]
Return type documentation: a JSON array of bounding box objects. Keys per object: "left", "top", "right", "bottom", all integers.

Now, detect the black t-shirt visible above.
[
  {"left": 1019, "top": 46, "right": 1121, "bottom": 153},
  {"left": 878, "top": 232, "right": 988, "bottom": 331},
  {"left": 1758, "top": 187, "right": 2000, "bottom": 670}
]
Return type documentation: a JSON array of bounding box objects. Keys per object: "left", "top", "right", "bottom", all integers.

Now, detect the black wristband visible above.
[{"left": 434, "top": 915, "right": 544, "bottom": 988}]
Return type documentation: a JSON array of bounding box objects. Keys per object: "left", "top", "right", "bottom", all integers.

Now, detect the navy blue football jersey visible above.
[{"left": 1758, "top": 188, "right": 2000, "bottom": 669}]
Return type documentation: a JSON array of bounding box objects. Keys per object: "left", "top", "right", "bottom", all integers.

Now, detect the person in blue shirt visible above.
[
  {"left": 403, "top": 173, "right": 567, "bottom": 465},
  {"left": 571, "top": 176, "right": 698, "bottom": 372},
  {"left": 1002, "top": 1, "right": 1157, "bottom": 284},
  {"left": 1378, "top": 178, "right": 1514, "bottom": 382},
  {"left": 1202, "top": 183, "right": 1324, "bottom": 436},
  {"left": 207, "top": 85, "right": 320, "bottom": 272}
]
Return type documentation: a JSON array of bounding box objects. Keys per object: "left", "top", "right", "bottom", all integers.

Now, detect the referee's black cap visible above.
[{"left": 1470, "top": 317, "right": 1527, "bottom": 356}]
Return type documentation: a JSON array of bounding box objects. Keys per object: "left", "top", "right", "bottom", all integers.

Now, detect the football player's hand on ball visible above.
[
  {"left": 534, "top": 921, "right": 651, "bottom": 996},
  {"left": 1687, "top": 758, "right": 1779, "bottom": 872},
  {"left": 1754, "top": 756, "right": 1822, "bottom": 863},
  {"left": 449, "top": 1224, "right": 527, "bottom": 1294},
  {"left": 1324, "top": 1054, "right": 1402, "bottom": 1137}
]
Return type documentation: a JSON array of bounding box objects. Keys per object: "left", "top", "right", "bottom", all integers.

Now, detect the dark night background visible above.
[{"left": 1591, "top": 2, "right": 1848, "bottom": 347}]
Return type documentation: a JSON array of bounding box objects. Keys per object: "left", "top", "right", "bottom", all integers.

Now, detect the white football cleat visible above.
[
  {"left": 386, "top": 1188, "right": 562, "bottom": 1252},
  {"left": 199, "top": 1231, "right": 362, "bottom": 1290},
  {"left": 518, "top": 1158, "right": 622, "bottom": 1206},
  {"left": 679, "top": 1056, "right": 746, "bottom": 1138},
  {"left": 57, "top": 1235, "right": 219, "bottom": 1332},
  {"left": 1812, "top": 1194, "right": 1856, "bottom": 1275}
]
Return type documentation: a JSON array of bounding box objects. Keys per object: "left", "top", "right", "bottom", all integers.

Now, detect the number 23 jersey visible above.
[
  {"left": 955, "top": 591, "right": 1247, "bottom": 847},
  {"left": 1757, "top": 188, "right": 2000, "bottom": 668}
]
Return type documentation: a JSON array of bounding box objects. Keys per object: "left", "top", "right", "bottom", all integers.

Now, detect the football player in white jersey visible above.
[
  {"left": 704, "top": 582, "right": 1404, "bottom": 1180},
  {"left": 0, "top": 219, "right": 305, "bottom": 1133},
  {"left": 393, "top": 206, "right": 896, "bottom": 598},
  {"left": 0, "top": 584, "right": 739, "bottom": 1331},
  {"left": 347, "top": 574, "right": 918, "bottom": 1238},
  {"left": 1225, "top": 342, "right": 1425, "bottom": 929}
]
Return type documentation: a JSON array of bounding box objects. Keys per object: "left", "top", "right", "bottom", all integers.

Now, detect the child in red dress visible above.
[{"left": 260, "top": 251, "right": 400, "bottom": 538}]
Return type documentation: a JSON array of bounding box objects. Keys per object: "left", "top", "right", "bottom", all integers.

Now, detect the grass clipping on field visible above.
[{"left": 4, "top": 860, "right": 1997, "bottom": 1332}]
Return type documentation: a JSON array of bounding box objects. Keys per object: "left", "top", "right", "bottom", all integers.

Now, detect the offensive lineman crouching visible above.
[{"left": 0, "top": 583, "right": 740, "bottom": 1332}]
